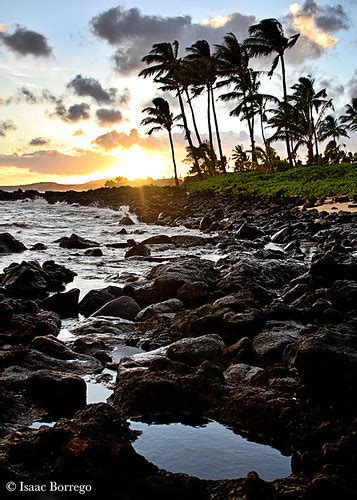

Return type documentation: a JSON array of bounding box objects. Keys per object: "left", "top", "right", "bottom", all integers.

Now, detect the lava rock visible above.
[
  {"left": 92, "top": 295, "right": 141, "bottom": 320},
  {"left": 236, "top": 223, "right": 265, "bottom": 240},
  {"left": 79, "top": 286, "right": 123, "bottom": 317},
  {"left": 166, "top": 334, "right": 225, "bottom": 366},
  {"left": 125, "top": 243, "right": 151, "bottom": 258},
  {"left": 0, "top": 233, "right": 26, "bottom": 253},
  {"left": 141, "top": 235, "right": 172, "bottom": 245},
  {"left": 26, "top": 369, "right": 86, "bottom": 415},
  {"left": 119, "top": 216, "right": 135, "bottom": 225},
  {"left": 135, "top": 298, "right": 184, "bottom": 321},
  {"left": 57, "top": 233, "right": 99, "bottom": 249},
  {"left": 41, "top": 288, "right": 80, "bottom": 317},
  {"left": 84, "top": 248, "right": 103, "bottom": 256}
]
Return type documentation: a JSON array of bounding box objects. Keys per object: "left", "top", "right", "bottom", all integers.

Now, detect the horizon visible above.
[{"left": 1, "top": 0, "right": 356, "bottom": 185}]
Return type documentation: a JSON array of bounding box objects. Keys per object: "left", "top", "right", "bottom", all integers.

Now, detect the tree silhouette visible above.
[
  {"left": 141, "top": 97, "right": 181, "bottom": 186},
  {"left": 244, "top": 18, "right": 299, "bottom": 167}
]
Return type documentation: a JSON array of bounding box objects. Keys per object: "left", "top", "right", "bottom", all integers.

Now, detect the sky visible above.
[{"left": 0, "top": 0, "right": 356, "bottom": 185}]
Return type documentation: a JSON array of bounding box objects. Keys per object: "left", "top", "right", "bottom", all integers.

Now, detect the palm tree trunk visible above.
[
  {"left": 312, "top": 113, "right": 319, "bottom": 163},
  {"left": 168, "top": 129, "right": 179, "bottom": 187},
  {"left": 207, "top": 85, "right": 215, "bottom": 176},
  {"left": 260, "top": 111, "right": 267, "bottom": 149},
  {"left": 177, "top": 89, "right": 202, "bottom": 179},
  {"left": 307, "top": 105, "right": 314, "bottom": 165},
  {"left": 210, "top": 86, "right": 226, "bottom": 173},
  {"left": 242, "top": 90, "right": 256, "bottom": 163},
  {"left": 260, "top": 111, "right": 272, "bottom": 173},
  {"left": 280, "top": 54, "right": 294, "bottom": 168},
  {"left": 185, "top": 89, "right": 202, "bottom": 145}
]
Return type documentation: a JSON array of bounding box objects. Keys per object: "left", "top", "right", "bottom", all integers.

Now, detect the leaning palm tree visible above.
[
  {"left": 318, "top": 115, "right": 349, "bottom": 161},
  {"left": 340, "top": 98, "right": 357, "bottom": 132},
  {"left": 185, "top": 40, "right": 226, "bottom": 172},
  {"left": 244, "top": 18, "right": 300, "bottom": 167},
  {"left": 139, "top": 41, "right": 202, "bottom": 177},
  {"left": 141, "top": 97, "right": 181, "bottom": 186}
]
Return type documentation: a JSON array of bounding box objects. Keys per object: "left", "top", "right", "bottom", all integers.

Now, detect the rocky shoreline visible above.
[{"left": 0, "top": 189, "right": 356, "bottom": 498}]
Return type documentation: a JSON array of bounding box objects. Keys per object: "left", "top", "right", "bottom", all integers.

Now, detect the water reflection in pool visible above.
[{"left": 130, "top": 419, "right": 291, "bottom": 481}]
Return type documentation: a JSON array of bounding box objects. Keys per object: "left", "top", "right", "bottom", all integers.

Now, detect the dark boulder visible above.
[
  {"left": 136, "top": 299, "right": 183, "bottom": 321},
  {"left": 141, "top": 235, "right": 172, "bottom": 245},
  {"left": 30, "top": 242, "right": 47, "bottom": 251},
  {"left": 92, "top": 295, "right": 141, "bottom": 320},
  {"left": 166, "top": 334, "right": 225, "bottom": 366},
  {"left": 57, "top": 233, "right": 99, "bottom": 249},
  {"left": 41, "top": 288, "right": 80, "bottom": 317},
  {"left": 30, "top": 335, "right": 77, "bottom": 360},
  {"left": 79, "top": 286, "right": 123, "bottom": 317},
  {"left": 0, "top": 297, "right": 61, "bottom": 345},
  {"left": 84, "top": 248, "right": 103, "bottom": 256},
  {"left": 1, "top": 260, "right": 76, "bottom": 299},
  {"left": 125, "top": 243, "right": 151, "bottom": 258},
  {"left": 0, "top": 233, "right": 26, "bottom": 253},
  {"left": 119, "top": 216, "right": 135, "bottom": 225},
  {"left": 236, "top": 223, "right": 265, "bottom": 240},
  {"left": 125, "top": 257, "right": 219, "bottom": 307},
  {"left": 26, "top": 369, "right": 86, "bottom": 415}
]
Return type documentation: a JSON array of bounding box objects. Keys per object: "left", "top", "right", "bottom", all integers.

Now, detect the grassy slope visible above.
[{"left": 186, "top": 164, "right": 357, "bottom": 198}]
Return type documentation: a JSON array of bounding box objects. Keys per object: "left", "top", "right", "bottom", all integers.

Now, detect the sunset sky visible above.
[{"left": 0, "top": 0, "right": 356, "bottom": 185}]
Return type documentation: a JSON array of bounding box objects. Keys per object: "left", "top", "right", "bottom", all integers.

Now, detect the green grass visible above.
[{"left": 186, "top": 164, "right": 357, "bottom": 198}]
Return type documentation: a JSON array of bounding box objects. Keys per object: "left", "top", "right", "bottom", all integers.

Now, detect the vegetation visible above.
[
  {"left": 141, "top": 97, "right": 181, "bottom": 186},
  {"left": 186, "top": 164, "right": 357, "bottom": 198},
  {"left": 138, "top": 18, "right": 356, "bottom": 178}
]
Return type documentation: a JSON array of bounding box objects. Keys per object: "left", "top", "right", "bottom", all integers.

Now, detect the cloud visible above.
[
  {"left": 29, "top": 137, "right": 50, "bottom": 146},
  {"left": 96, "top": 108, "right": 123, "bottom": 126},
  {"left": 67, "top": 74, "right": 118, "bottom": 104},
  {"left": 6, "top": 86, "right": 61, "bottom": 106},
  {"left": 0, "top": 25, "right": 52, "bottom": 57},
  {"left": 73, "top": 129, "right": 86, "bottom": 136},
  {"left": 295, "top": 1, "right": 350, "bottom": 32},
  {"left": 285, "top": 1, "right": 350, "bottom": 60},
  {"left": 0, "top": 149, "right": 118, "bottom": 175},
  {"left": 92, "top": 128, "right": 165, "bottom": 150},
  {"left": 51, "top": 102, "right": 90, "bottom": 122},
  {"left": 346, "top": 70, "right": 357, "bottom": 99},
  {"left": 0, "top": 120, "right": 16, "bottom": 137},
  {"left": 91, "top": 6, "right": 255, "bottom": 73},
  {"left": 14, "top": 86, "right": 39, "bottom": 104}
]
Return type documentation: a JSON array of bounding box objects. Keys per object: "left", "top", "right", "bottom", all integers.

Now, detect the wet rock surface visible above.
[{"left": 0, "top": 190, "right": 356, "bottom": 498}]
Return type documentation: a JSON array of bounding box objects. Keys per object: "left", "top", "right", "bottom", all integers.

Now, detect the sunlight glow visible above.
[
  {"left": 100, "top": 146, "right": 172, "bottom": 181},
  {"left": 201, "top": 15, "right": 230, "bottom": 29},
  {"left": 289, "top": 3, "right": 337, "bottom": 49}
]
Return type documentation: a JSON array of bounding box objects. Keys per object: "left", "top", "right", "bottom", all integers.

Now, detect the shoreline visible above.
[{"left": 0, "top": 195, "right": 356, "bottom": 498}]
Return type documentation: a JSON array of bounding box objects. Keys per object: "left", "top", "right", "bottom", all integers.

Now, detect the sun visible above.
[{"left": 103, "top": 146, "right": 172, "bottom": 180}]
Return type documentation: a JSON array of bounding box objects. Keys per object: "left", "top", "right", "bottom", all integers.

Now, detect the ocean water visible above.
[{"left": 0, "top": 198, "right": 222, "bottom": 298}]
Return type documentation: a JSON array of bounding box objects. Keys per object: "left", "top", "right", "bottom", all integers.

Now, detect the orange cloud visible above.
[
  {"left": 289, "top": 3, "right": 337, "bottom": 49},
  {"left": 92, "top": 128, "right": 165, "bottom": 151},
  {"left": 0, "top": 149, "right": 118, "bottom": 175}
]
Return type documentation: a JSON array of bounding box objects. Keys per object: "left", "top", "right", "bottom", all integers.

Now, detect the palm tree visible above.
[
  {"left": 139, "top": 41, "right": 202, "bottom": 177},
  {"left": 318, "top": 115, "right": 349, "bottom": 161},
  {"left": 141, "top": 97, "right": 181, "bottom": 186},
  {"left": 184, "top": 142, "right": 217, "bottom": 176},
  {"left": 268, "top": 100, "right": 306, "bottom": 164},
  {"left": 231, "top": 144, "right": 252, "bottom": 171},
  {"left": 291, "top": 76, "right": 328, "bottom": 164},
  {"left": 185, "top": 40, "right": 226, "bottom": 172},
  {"left": 244, "top": 18, "right": 300, "bottom": 167},
  {"left": 340, "top": 98, "right": 357, "bottom": 132},
  {"left": 215, "top": 33, "right": 257, "bottom": 162}
]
